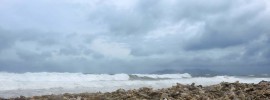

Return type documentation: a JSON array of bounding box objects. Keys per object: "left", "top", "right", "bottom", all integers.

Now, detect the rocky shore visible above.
[{"left": 2, "top": 81, "right": 270, "bottom": 100}]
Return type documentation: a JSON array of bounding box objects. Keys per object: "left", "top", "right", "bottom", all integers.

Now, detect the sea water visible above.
[{"left": 0, "top": 72, "right": 269, "bottom": 98}]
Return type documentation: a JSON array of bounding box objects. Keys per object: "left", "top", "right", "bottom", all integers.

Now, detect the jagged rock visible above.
[
  {"left": 160, "top": 93, "right": 169, "bottom": 100},
  {"left": 116, "top": 88, "right": 125, "bottom": 93},
  {"left": 4, "top": 81, "right": 270, "bottom": 100}
]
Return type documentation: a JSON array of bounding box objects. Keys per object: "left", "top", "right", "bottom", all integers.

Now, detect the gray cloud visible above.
[
  {"left": 184, "top": 0, "right": 269, "bottom": 50},
  {"left": 0, "top": 0, "right": 269, "bottom": 74}
]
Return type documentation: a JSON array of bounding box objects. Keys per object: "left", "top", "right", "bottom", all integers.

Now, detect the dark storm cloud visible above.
[
  {"left": 0, "top": 28, "right": 60, "bottom": 50},
  {"left": 0, "top": 0, "right": 269, "bottom": 74},
  {"left": 88, "top": 0, "right": 269, "bottom": 54},
  {"left": 185, "top": 4, "right": 269, "bottom": 50}
]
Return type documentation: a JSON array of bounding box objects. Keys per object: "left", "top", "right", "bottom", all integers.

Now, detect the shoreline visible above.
[{"left": 2, "top": 81, "right": 270, "bottom": 100}]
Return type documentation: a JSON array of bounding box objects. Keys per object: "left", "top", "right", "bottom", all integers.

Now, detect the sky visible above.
[{"left": 0, "top": 0, "right": 270, "bottom": 74}]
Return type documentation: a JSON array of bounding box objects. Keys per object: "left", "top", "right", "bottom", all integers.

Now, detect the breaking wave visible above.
[
  {"left": 0, "top": 72, "right": 270, "bottom": 98},
  {"left": 129, "top": 73, "right": 192, "bottom": 80},
  {"left": 0, "top": 72, "right": 192, "bottom": 82}
]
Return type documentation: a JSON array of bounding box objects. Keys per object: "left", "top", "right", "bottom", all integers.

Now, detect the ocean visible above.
[{"left": 0, "top": 72, "right": 269, "bottom": 98}]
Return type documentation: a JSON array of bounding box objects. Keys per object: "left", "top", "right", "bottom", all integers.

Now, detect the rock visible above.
[
  {"left": 48, "top": 95, "right": 63, "bottom": 100},
  {"left": 238, "top": 92, "right": 245, "bottom": 99},
  {"left": 191, "top": 83, "right": 195, "bottom": 87},
  {"left": 138, "top": 93, "right": 150, "bottom": 99},
  {"left": 5, "top": 81, "right": 270, "bottom": 100},
  {"left": 116, "top": 88, "right": 125, "bottom": 93},
  {"left": 160, "top": 93, "right": 169, "bottom": 100}
]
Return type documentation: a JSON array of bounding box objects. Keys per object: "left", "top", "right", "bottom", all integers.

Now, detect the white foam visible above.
[
  {"left": 0, "top": 72, "right": 129, "bottom": 91},
  {"left": 0, "top": 72, "right": 129, "bottom": 82},
  {"left": 0, "top": 72, "right": 269, "bottom": 98},
  {"left": 133, "top": 73, "right": 192, "bottom": 79}
]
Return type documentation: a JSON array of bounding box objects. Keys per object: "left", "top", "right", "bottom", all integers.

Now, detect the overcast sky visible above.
[{"left": 0, "top": 0, "right": 270, "bottom": 74}]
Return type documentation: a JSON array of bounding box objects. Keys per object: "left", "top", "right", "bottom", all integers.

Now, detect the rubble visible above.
[{"left": 3, "top": 81, "right": 270, "bottom": 100}]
